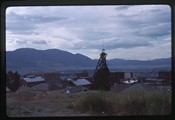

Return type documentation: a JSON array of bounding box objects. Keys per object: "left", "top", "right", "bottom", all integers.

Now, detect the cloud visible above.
[
  {"left": 137, "top": 23, "right": 171, "bottom": 37},
  {"left": 6, "top": 5, "right": 171, "bottom": 60},
  {"left": 15, "top": 40, "right": 27, "bottom": 44},
  {"left": 79, "top": 31, "right": 112, "bottom": 41},
  {"left": 112, "top": 5, "right": 171, "bottom": 38},
  {"left": 32, "top": 40, "right": 47, "bottom": 44},
  {"left": 60, "top": 36, "right": 151, "bottom": 51},
  {"left": 115, "top": 6, "right": 131, "bottom": 11},
  {"left": 6, "top": 12, "right": 36, "bottom": 34},
  {"left": 107, "top": 42, "right": 171, "bottom": 60},
  {"left": 6, "top": 11, "right": 70, "bottom": 35}
]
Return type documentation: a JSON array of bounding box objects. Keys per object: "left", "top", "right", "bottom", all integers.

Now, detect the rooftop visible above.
[
  {"left": 23, "top": 76, "right": 45, "bottom": 83},
  {"left": 72, "top": 79, "right": 91, "bottom": 86}
]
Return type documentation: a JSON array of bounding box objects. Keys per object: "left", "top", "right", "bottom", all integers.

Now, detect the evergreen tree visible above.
[{"left": 6, "top": 71, "right": 20, "bottom": 92}]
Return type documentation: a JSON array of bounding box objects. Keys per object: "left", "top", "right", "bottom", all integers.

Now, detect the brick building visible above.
[
  {"left": 109, "top": 72, "right": 133, "bottom": 83},
  {"left": 158, "top": 71, "right": 171, "bottom": 83}
]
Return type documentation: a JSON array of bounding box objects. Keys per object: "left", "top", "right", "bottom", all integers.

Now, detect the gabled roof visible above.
[
  {"left": 23, "top": 76, "right": 45, "bottom": 83},
  {"left": 72, "top": 79, "right": 91, "bottom": 86}
]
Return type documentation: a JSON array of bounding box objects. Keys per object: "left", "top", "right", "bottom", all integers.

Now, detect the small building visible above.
[
  {"left": 75, "top": 71, "right": 89, "bottom": 79},
  {"left": 66, "top": 79, "right": 91, "bottom": 93},
  {"left": 71, "top": 78, "right": 91, "bottom": 86},
  {"left": 27, "top": 83, "right": 49, "bottom": 91},
  {"left": 22, "top": 76, "right": 45, "bottom": 87},
  {"left": 19, "top": 83, "right": 49, "bottom": 91},
  {"left": 144, "top": 78, "right": 164, "bottom": 85},
  {"left": 109, "top": 72, "right": 133, "bottom": 83},
  {"left": 19, "top": 79, "right": 30, "bottom": 87},
  {"left": 44, "top": 73, "right": 60, "bottom": 81},
  {"left": 122, "top": 78, "right": 138, "bottom": 84},
  {"left": 158, "top": 71, "right": 171, "bottom": 83},
  {"left": 44, "top": 73, "right": 63, "bottom": 90}
]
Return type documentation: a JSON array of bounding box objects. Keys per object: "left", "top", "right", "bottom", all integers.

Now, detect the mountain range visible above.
[{"left": 6, "top": 48, "right": 171, "bottom": 72}]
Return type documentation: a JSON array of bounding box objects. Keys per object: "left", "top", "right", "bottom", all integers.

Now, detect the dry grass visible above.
[
  {"left": 72, "top": 90, "right": 172, "bottom": 116},
  {"left": 6, "top": 90, "right": 90, "bottom": 117},
  {"left": 6, "top": 89, "right": 172, "bottom": 117}
]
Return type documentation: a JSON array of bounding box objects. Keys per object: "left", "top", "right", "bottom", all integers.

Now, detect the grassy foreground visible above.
[
  {"left": 6, "top": 89, "right": 172, "bottom": 116},
  {"left": 68, "top": 90, "right": 172, "bottom": 116}
]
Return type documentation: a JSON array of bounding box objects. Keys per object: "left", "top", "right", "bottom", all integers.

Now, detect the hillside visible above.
[
  {"left": 6, "top": 48, "right": 95, "bottom": 72},
  {"left": 6, "top": 48, "right": 171, "bottom": 72}
]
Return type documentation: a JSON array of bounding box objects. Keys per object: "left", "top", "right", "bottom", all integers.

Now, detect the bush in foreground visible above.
[
  {"left": 69, "top": 91, "right": 171, "bottom": 116},
  {"left": 75, "top": 92, "right": 113, "bottom": 115}
]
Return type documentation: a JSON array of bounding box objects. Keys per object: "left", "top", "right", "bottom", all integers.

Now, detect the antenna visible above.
[{"left": 103, "top": 39, "right": 104, "bottom": 50}]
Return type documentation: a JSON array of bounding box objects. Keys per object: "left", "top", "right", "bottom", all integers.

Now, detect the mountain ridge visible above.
[{"left": 6, "top": 48, "right": 171, "bottom": 72}]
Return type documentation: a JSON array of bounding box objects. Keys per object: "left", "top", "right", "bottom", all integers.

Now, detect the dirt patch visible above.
[{"left": 6, "top": 90, "right": 90, "bottom": 117}]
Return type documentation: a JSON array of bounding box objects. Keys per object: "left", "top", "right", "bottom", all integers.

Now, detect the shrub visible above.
[
  {"left": 115, "top": 91, "right": 171, "bottom": 116},
  {"left": 144, "top": 92, "right": 172, "bottom": 115},
  {"left": 74, "top": 91, "right": 113, "bottom": 115},
  {"left": 6, "top": 71, "right": 20, "bottom": 92},
  {"left": 68, "top": 90, "right": 171, "bottom": 116},
  {"left": 123, "top": 90, "right": 146, "bottom": 115}
]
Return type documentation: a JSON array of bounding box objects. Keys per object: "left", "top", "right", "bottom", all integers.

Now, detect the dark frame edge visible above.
[{"left": 1, "top": 0, "right": 175, "bottom": 119}]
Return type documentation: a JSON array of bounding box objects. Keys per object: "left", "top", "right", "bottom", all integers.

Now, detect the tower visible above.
[{"left": 92, "top": 49, "right": 110, "bottom": 90}]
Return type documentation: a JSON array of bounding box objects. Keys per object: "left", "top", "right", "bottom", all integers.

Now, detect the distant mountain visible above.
[
  {"left": 6, "top": 48, "right": 171, "bottom": 72},
  {"left": 107, "top": 58, "right": 171, "bottom": 70},
  {"left": 108, "top": 58, "right": 171, "bottom": 66},
  {"left": 6, "top": 48, "right": 95, "bottom": 72}
]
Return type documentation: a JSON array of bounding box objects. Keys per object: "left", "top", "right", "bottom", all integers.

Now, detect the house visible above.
[
  {"left": 122, "top": 78, "right": 138, "bottom": 84},
  {"left": 19, "top": 79, "right": 30, "bottom": 87},
  {"left": 71, "top": 78, "right": 91, "bottom": 86},
  {"left": 28, "top": 83, "right": 49, "bottom": 91},
  {"left": 22, "top": 75, "right": 45, "bottom": 87},
  {"left": 144, "top": 78, "right": 164, "bottom": 85},
  {"left": 19, "top": 83, "right": 49, "bottom": 91},
  {"left": 44, "top": 73, "right": 63, "bottom": 90},
  {"left": 109, "top": 72, "right": 133, "bottom": 83},
  {"left": 66, "top": 78, "right": 91, "bottom": 93},
  {"left": 158, "top": 71, "right": 171, "bottom": 83}
]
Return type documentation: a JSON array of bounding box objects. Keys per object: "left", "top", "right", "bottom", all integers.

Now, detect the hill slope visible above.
[
  {"left": 6, "top": 48, "right": 171, "bottom": 72},
  {"left": 6, "top": 48, "right": 95, "bottom": 71}
]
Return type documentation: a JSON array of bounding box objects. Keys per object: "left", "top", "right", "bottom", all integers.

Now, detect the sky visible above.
[{"left": 6, "top": 5, "right": 171, "bottom": 60}]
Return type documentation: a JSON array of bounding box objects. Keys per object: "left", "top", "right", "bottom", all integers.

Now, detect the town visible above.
[
  {"left": 6, "top": 49, "right": 172, "bottom": 117},
  {"left": 6, "top": 49, "right": 172, "bottom": 94}
]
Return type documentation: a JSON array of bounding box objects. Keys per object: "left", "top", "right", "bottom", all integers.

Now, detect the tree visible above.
[{"left": 6, "top": 71, "right": 20, "bottom": 92}]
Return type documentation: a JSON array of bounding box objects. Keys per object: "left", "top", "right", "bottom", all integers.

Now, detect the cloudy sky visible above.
[{"left": 6, "top": 5, "right": 171, "bottom": 60}]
